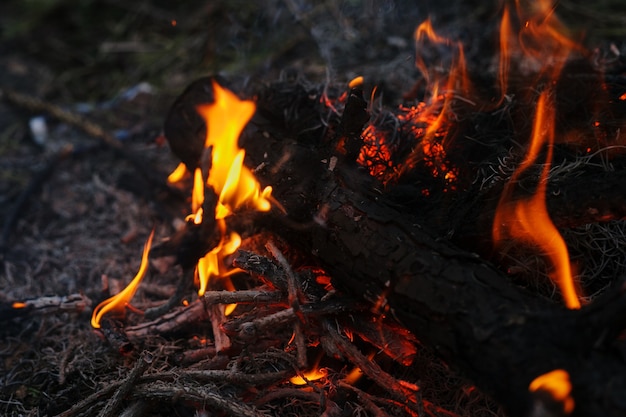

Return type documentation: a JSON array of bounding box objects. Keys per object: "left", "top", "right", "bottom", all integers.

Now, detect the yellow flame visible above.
[
  {"left": 493, "top": 92, "right": 581, "bottom": 309},
  {"left": 529, "top": 369, "right": 575, "bottom": 414},
  {"left": 167, "top": 162, "right": 188, "bottom": 184},
  {"left": 191, "top": 167, "right": 205, "bottom": 220},
  {"left": 195, "top": 227, "right": 242, "bottom": 296},
  {"left": 91, "top": 230, "right": 155, "bottom": 328},
  {"left": 173, "top": 81, "right": 274, "bottom": 298},
  {"left": 196, "top": 81, "right": 272, "bottom": 220},
  {"left": 290, "top": 368, "right": 328, "bottom": 385}
]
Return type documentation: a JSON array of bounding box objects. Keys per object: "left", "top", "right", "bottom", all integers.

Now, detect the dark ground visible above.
[{"left": 1, "top": 1, "right": 626, "bottom": 416}]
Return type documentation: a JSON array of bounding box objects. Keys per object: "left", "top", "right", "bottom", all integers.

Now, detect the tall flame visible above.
[
  {"left": 190, "top": 82, "right": 272, "bottom": 296},
  {"left": 493, "top": 92, "right": 580, "bottom": 309},
  {"left": 91, "top": 229, "right": 155, "bottom": 328},
  {"left": 196, "top": 81, "right": 272, "bottom": 221}
]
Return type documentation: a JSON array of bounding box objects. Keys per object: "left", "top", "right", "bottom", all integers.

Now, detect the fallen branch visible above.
[{"left": 0, "top": 293, "right": 92, "bottom": 321}]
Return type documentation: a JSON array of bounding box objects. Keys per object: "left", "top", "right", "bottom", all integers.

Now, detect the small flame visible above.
[
  {"left": 290, "top": 368, "right": 328, "bottom": 385},
  {"left": 529, "top": 369, "right": 575, "bottom": 415},
  {"left": 167, "top": 162, "right": 188, "bottom": 184},
  {"left": 348, "top": 76, "right": 364, "bottom": 89},
  {"left": 498, "top": 5, "right": 513, "bottom": 102},
  {"left": 91, "top": 230, "right": 155, "bottom": 328},
  {"left": 493, "top": 92, "right": 581, "bottom": 309},
  {"left": 12, "top": 302, "right": 27, "bottom": 309},
  {"left": 358, "top": 17, "right": 468, "bottom": 186},
  {"left": 195, "top": 228, "right": 242, "bottom": 296},
  {"left": 344, "top": 351, "right": 375, "bottom": 385}
]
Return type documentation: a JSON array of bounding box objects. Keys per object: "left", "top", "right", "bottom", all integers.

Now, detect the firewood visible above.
[
  {"left": 260, "top": 159, "right": 626, "bottom": 417},
  {"left": 220, "top": 79, "right": 626, "bottom": 416}
]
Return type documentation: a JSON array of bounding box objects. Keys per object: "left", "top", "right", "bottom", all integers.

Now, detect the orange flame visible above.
[
  {"left": 357, "top": 19, "right": 468, "bottom": 186},
  {"left": 529, "top": 369, "right": 575, "bottom": 414},
  {"left": 12, "top": 302, "right": 27, "bottom": 309},
  {"left": 493, "top": 92, "right": 580, "bottom": 309},
  {"left": 405, "top": 18, "right": 470, "bottom": 183},
  {"left": 498, "top": 0, "right": 585, "bottom": 96},
  {"left": 290, "top": 367, "right": 328, "bottom": 385},
  {"left": 344, "top": 351, "right": 376, "bottom": 385},
  {"left": 91, "top": 230, "right": 155, "bottom": 328},
  {"left": 196, "top": 81, "right": 272, "bottom": 221},
  {"left": 498, "top": 5, "right": 513, "bottom": 102},
  {"left": 188, "top": 82, "right": 272, "bottom": 296},
  {"left": 167, "top": 162, "right": 188, "bottom": 184}
]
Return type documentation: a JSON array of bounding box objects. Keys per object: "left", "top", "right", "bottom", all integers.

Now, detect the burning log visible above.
[
  {"left": 144, "top": 64, "right": 626, "bottom": 415},
  {"left": 80, "top": 3, "right": 626, "bottom": 415}
]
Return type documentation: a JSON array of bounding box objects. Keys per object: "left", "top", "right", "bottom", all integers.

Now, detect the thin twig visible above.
[
  {"left": 131, "top": 381, "right": 267, "bottom": 417},
  {"left": 0, "top": 88, "right": 122, "bottom": 150},
  {"left": 266, "top": 241, "right": 307, "bottom": 368},
  {"left": 125, "top": 298, "right": 208, "bottom": 339},
  {"left": 203, "top": 290, "right": 284, "bottom": 305},
  {"left": 337, "top": 382, "right": 388, "bottom": 417},
  {"left": 98, "top": 351, "right": 154, "bottom": 417},
  {"left": 238, "top": 307, "right": 297, "bottom": 340},
  {"left": 323, "top": 319, "right": 422, "bottom": 414},
  {"left": 138, "top": 369, "right": 292, "bottom": 386},
  {"left": 0, "top": 145, "right": 74, "bottom": 254},
  {"left": 144, "top": 267, "right": 195, "bottom": 319},
  {"left": 53, "top": 383, "right": 121, "bottom": 417}
]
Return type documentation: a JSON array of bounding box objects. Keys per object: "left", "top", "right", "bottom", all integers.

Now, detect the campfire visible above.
[{"left": 4, "top": 1, "right": 626, "bottom": 416}]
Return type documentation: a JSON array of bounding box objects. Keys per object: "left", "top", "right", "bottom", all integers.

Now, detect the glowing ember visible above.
[
  {"left": 358, "top": 16, "right": 468, "bottom": 187},
  {"left": 290, "top": 367, "right": 327, "bottom": 385},
  {"left": 91, "top": 230, "right": 155, "bottom": 328},
  {"left": 12, "top": 302, "right": 27, "bottom": 309},
  {"left": 529, "top": 369, "right": 575, "bottom": 415},
  {"left": 493, "top": 92, "right": 581, "bottom": 309}
]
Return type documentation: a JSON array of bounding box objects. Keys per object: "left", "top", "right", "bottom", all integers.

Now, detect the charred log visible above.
[
  {"left": 243, "top": 84, "right": 626, "bottom": 416},
  {"left": 163, "top": 76, "right": 626, "bottom": 417},
  {"left": 262, "top": 159, "right": 626, "bottom": 417}
]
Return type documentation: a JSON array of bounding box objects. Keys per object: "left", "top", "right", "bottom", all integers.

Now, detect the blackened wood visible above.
[
  {"left": 163, "top": 76, "right": 215, "bottom": 171},
  {"left": 165, "top": 77, "right": 626, "bottom": 416},
  {"left": 259, "top": 157, "right": 626, "bottom": 417}
]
